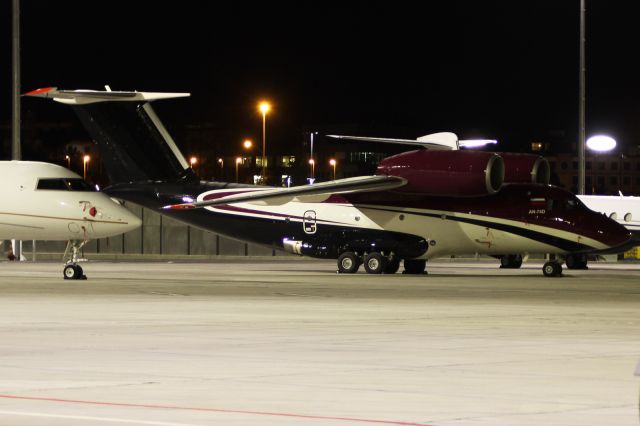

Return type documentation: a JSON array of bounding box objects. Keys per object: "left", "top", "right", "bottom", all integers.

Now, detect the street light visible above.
[
  {"left": 243, "top": 139, "right": 253, "bottom": 150},
  {"left": 309, "top": 158, "right": 315, "bottom": 180},
  {"left": 586, "top": 135, "right": 616, "bottom": 194},
  {"left": 83, "top": 155, "right": 90, "bottom": 180},
  {"left": 217, "top": 158, "right": 224, "bottom": 179},
  {"left": 235, "top": 157, "right": 242, "bottom": 183},
  {"left": 258, "top": 101, "right": 270, "bottom": 182},
  {"left": 65, "top": 155, "right": 70, "bottom": 169},
  {"left": 329, "top": 158, "right": 337, "bottom": 180},
  {"left": 189, "top": 156, "right": 198, "bottom": 168},
  {"left": 586, "top": 135, "right": 616, "bottom": 152}
]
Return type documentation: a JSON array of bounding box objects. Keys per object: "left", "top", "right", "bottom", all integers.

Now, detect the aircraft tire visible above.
[
  {"left": 384, "top": 257, "right": 401, "bottom": 274},
  {"left": 363, "top": 252, "right": 387, "bottom": 274},
  {"left": 542, "top": 261, "right": 562, "bottom": 277},
  {"left": 337, "top": 251, "right": 360, "bottom": 274},
  {"left": 565, "top": 254, "right": 588, "bottom": 270},
  {"left": 404, "top": 259, "right": 426, "bottom": 274},
  {"left": 500, "top": 254, "right": 523, "bottom": 269},
  {"left": 64, "top": 264, "right": 79, "bottom": 280}
]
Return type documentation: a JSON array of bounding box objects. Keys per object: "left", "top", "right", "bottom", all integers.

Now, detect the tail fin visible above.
[{"left": 25, "top": 87, "right": 196, "bottom": 184}]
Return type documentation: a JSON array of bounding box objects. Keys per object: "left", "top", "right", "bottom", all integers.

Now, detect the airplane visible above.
[
  {"left": 577, "top": 194, "right": 640, "bottom": 237},
  {"left": 561, "top": 194, "right": 640, "bottom": 269},
  {"left": 0, "top": 160, "right": 141, "bottom": 279},
  {"left": 26, "top": 87, "right": 633, "bottom": 277}
]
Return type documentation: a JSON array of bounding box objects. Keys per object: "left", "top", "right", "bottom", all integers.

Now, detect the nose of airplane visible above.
[
  {"left": 91, "top": 198, "right": 142, "bottom": 238},
  {"left": 589, "top": 210, "right": 632, "bottom": 250}
]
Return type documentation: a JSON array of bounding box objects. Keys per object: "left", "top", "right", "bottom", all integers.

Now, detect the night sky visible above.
[{"left": 2, "top": 1, "right": 640, "bottom": 157}]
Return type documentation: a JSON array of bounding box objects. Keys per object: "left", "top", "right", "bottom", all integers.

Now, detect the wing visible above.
[{"left": 163, "top": 175, "right": 407, "bottom": 210}]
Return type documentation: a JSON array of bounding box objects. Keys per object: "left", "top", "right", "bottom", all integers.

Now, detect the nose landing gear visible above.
[{"left": 62, "top": 239, "right": 88, "bottom": 280}]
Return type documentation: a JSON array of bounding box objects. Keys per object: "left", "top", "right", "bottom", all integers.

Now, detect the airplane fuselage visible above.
[
  {"left": 105, "top": 180, "right": 630, "bottom": 260},
  {"left": 0, "top": 161, "right": 141, "bottom": 241}
]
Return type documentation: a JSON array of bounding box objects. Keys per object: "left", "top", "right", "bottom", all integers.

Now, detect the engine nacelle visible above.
[
  {"left": 500, "top": 153, "right": 550, "bottom": 185},
  {"left": 376, "top": 150, "right": 504, "bottom": 196}
]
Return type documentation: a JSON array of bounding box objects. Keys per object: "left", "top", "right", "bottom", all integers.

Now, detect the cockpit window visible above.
[
  {"left": 546, "top": 196, "right": 583, "bottom": 211},
  {"left": 37, "top": 178, "right": 96, "bottom": 191}
]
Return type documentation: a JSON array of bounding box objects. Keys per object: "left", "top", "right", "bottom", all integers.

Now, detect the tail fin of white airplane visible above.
[{"left": 25, "top": 87, "right": 195, "bottom": 185}]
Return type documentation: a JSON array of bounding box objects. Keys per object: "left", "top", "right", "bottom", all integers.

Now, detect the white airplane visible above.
[
  {"left": 577, "top": 194, "right": 640, "bottom": 236},
  {"left": 0, "top": 161, "right": 141, "bottom": 279}
]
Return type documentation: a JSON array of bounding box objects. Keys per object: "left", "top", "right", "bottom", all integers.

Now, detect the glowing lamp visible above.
[{"left": 586, "top": 135, "right": 617, "bottom": 152}]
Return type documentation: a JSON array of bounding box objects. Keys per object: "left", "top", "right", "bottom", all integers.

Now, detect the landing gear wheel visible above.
[
  {"left": 404, "top": 259, "right": 427, "bottom": 274},
  {"left": 363, "top": 252, "right": 387, "bottom": 274},
  {"left": 565, "top": 254, "right": 588, "bottom": 270},
  {"left": 63, "top": 264, "right": 85, "bottom": 280},
  {"left": 500, "top": 254, "right": 523, "bottom": 269},
  {"left": 337, "top": 251, "right": 361, "bottom": 274},
  {"left": 384, "top": 257, "right": 401, "bottom": 274},
  {"left": 542, "top": 261, "right": 562, "bottom": 277}
]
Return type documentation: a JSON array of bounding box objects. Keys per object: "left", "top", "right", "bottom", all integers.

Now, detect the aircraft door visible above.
[{"left": 303, "top": 210, "right": 317, "bottom": 234}]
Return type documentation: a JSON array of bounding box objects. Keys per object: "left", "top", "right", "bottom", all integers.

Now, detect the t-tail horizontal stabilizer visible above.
[{"left": 24, "top": 87, "right": 190, "bottom": 104}]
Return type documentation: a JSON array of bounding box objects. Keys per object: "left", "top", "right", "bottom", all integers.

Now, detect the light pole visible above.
[
  {"left": 578, "top": 0, "right": 586, "bottom": 194},
  {"left": 329, "top": 158, "right": 337, "bottom": 180},
  {"left": 235, "top": 157, "right": 242, "bottom": 183},
  {"left": 309, "top": 158, "right": 315, "bottom": 180},
  {"left": 217, "top": 158, "right": 224, "bottom": 179},
  {"left": 310, "top": 131, "right": 318, "bottom": 159},
  {"left": 83, "top": 155, "right": 90, "bottom": 180},
  {"left": 189, "top": 156, "right": 198, "bottom": 176},
  {"left": 258, "top": 102, "right": 270, "bottom": 183},
  {"left": 65, "top": 155, "right": 70, "bottom": 169}
]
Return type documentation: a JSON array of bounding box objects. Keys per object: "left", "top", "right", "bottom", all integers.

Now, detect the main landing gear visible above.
[
  {"left": 565, "top": 254, "right": 588, "bottom": 270},
  {"left": 499, "top": 254, "right": 523, "bottom": 269},
  {"left": 62, "top": 239, "right": 88, "bottom": 280},
  {"left": 542, "top": 260, "right": 563, "bottom": 277},
  {"left": 337, "top": 251, "right": 425, "bottom": 275}
]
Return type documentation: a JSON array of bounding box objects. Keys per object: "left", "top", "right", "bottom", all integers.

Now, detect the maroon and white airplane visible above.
[{"left": 26, "top": 87, "right": 633, "bottom": 277}]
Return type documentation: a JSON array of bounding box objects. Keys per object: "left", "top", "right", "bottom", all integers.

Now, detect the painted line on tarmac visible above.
[
  {"left": 0, "top": 410, "right": 202, "bottom": 425},
  {"left": 0, "top": 394, "right": 435, "bottom": 426}
]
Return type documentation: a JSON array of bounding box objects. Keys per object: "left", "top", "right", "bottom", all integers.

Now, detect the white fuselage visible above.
[
  {"left": 198, "top": 188, "right": 610, "bottom": 259},
  {"left": 0, "top": 161, "right": 141, "bottom": 240},
  {"left": 578, "top": 195, "right": 640, "bottom": 235}
]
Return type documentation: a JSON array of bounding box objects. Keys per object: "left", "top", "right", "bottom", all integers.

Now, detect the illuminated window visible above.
[
  {"left": 281, "top": 155, "right": 296, "bottom": 168},
  {"left": 531, "top": 142, "right": 543, "bottom": 151}
]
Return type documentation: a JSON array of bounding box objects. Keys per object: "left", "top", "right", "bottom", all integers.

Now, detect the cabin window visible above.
[{"left": 37, "top": 178, "right": 96, "bottom": 191}]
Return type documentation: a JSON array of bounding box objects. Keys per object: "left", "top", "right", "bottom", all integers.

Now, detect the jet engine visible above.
[
  {"left": 500, "top": 153, "right": 550, "bottom": 185},
  {"left": 375, "top": 150, "right": 504, "bottom": 196}
]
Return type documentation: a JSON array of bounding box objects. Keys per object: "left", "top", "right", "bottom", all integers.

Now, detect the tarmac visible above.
[{"left": 0, "top": 259, "right": 638, "bottom": 426}]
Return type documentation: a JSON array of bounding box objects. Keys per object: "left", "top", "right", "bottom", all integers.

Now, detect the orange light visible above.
[
  {"left": 243, "top": 139, "right": 253, "bottom": 149},
  {"left": 190, "top": 156, "right": 198, "bottom": 166},
  {"left": 83, "top": 155, "right": 90, "bottom": 164},
  {"left": 308, "top": 159, "right": 315, "bottom": 165},
  {"left": 259, "top": 102, "right": 270, "bottom": 114},
  {"left": 329, "top": 158, "right": 336, "bottom": 166},
  {"left": 236, "top": 157, "right": 243, "bottom": 164}
]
